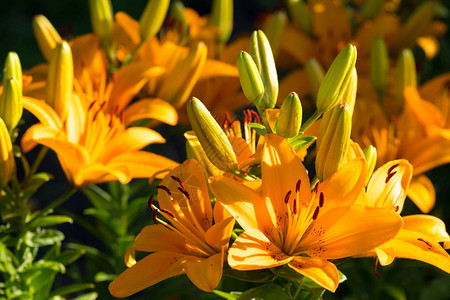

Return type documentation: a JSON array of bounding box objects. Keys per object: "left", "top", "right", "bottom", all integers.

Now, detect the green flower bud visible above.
[
  {"left": 361, "top": 0, "right": 384, "bottom": 20},
  {"left": 341, "top": 68, "right": 357, "bottom": 117},
  {"left": 276, "top": 92, "right": 302, "bottom": 138},
  {"left": 305, "top": 58, "right": 324, "bottom": 98},
  {"left": 262, "top": 11, "right": 287, "bottom": 57},
  {"left": 250, "top": 30, "right": 278, "bottom": 109},
  {"left": 89, "top": 0, "right": 114, "bottom": 46},
  {"left": 187, "top": 97, "right": 238, "bottom": 173},
  {"left": 46, "top": 41, "right": 73, "bottom": 120},
  {"left": 212, "top": 0, "right": 233, "bottom": 43},
  {"left": 363, "top": 145, "right": 377, "bottom": 185},
  {"left": 170, "top": 1, "right": 189, "bottom": 40},
  {"left": 185, "top": 132, "right": 222, "bottom": 177},
  {"left": 32, "top": 15, "right": 62, "bottom": 62},
  {"left": 316, "top": 44, "right": 357, "bottom": 113},
  {"left": 139, "top": 0, "right": 170, "bottom": 41},
  {"left": 316, "top": 104, "right": 352, "bottom": 181},
  {"left": 370, "top": 37, "right": 389, "bottom": 95},
  {"left": 3, "top": 52, "right": 22, "bottom": 90},
  {"left": 286, "top": 0, "right": 312, "bottom": 35},
  {"left": 237, "top": 51, "right": 264, "bottom": 104},
  {"left": 0, "top": 78, "right": 22, "bottom": 130},
  {"left": 0, "top": 118, "right": 15, "bottom": 185},
  {"left": 396, "top": 49, "right": 417, "bottom": 111}
]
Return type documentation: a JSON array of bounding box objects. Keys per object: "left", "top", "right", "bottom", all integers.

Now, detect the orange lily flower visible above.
[
  {"left": 21, "top": 95, "right": 177, "bottom": 187},
  {"left": 357, "top": 159, "right": 450, "bottom": 273},
  {"left": 210, "top": 134, "right": 402, "bottom": 292},
  {"left": 109, "top": 159, "right": 235, "bottom": 297}
]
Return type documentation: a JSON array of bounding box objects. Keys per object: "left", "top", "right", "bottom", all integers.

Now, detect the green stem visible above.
[
  {"left": 292, "top": 279, "right": 304, "bottom": 300},
  {"left": 256, "top": 105, "right": 273, "bottom": 134},
  {"left": 24, "top": 147, "right": 49, "bottom": 188},
  {"left": 29, "top": 186, "right": 76, "bottom": 222},
  {"left": 300, "top": 110, "right": 322, "bottom": 133}
]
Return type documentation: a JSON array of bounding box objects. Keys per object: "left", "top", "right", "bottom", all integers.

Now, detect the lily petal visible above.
[
  {"left": 184, "top": 252, "right": 224, "bottom": 292},
  {"left": 131, "top": 224, "right": 187, "bottom": 253},
  {"left": 124, "top": 98, "right": 178, "bottom": 126},
  {"left": 403, "top": 215, "right": 450, "bottom": 245},
  {"left": 288, "top": 256, "right": 339, "bottom": 292},
  {"left": 205, "top": 217, "right": 235, "bottom": 250},
  {"left": 23, "top": 96, "right": 63, "bottom": 130},
  {"left": 407, "top": 174, "right": 436, "bottom": 213}
]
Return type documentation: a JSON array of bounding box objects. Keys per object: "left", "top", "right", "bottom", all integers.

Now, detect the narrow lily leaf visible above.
[
  {"left": 49, "top": 283, "right": 95, "bottom": 298},
  {"left": 238, "top": 283, "right": 290, "bottom": 300},
  {"left": 55, "top": 249, "right": 86, "bottom": 266},
  {"left": 29, "top": 215, "right": 73, "bottom": 228},
  {"left": 24, "top": 229, "right": 65, "bottom": 247},
  {"left": 82, "top": 185, "right": 112, "bottom": 211},
  {"left": 288, "top": 135, "right": 316, "bottom": 150},
  {"left": 248, "top": 122, "right": 268, "bottom": 136},
  {"left": 213, "top": 290, "right": 241, "bottom": 300},
  {"left": 71, "top": 292, "right": 98, "bottom": 300}
]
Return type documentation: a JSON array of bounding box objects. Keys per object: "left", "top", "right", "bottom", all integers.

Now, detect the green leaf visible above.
[
  {"left": 82, "top": 185, "right": 112, "bottom": 211},
  {"left": 22, "top": 173, "right": 53, "bottom": 198},
  {"left": 94, "top": 272, "right": 116, "bottom": 282},
  {"left": 0, "top": 243, "right": 18, "bottom": 274},
  {"left": 49, "top": 283, "right": 95, "bottom": 298},
  {"left": 213, "top": 290, "right": 241, "bottom": 300},
  {"left": 223, "top": 268, "right": 275, "bottom": 283},
  {"left": 288, "top": 135, "right": 316, "bottom": 150},
  {"left": 29, "top": 216, "right": 73, "bottom": 228},
  {"left": 83, "top": 208, "right": 120, "bottom": 234},
  {"left": 56, "top": 249, "right": 86, "bottom": 266},
  {"left": 238, "top": 283, "right": 290, "bottom": 300},
  {"left": 24, "top": 229, "right": 65, "bottom": 247},
  {"left": 71, "top": 292, "right": 98, "bottom": 300},
  {"left": 126, "top": 197, "right": 149, "bottom": 223},
  {"left": 248, "top": 122, "right": 268, "bottom": 136}
]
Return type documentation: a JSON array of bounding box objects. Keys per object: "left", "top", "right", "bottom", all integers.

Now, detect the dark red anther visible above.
[
  {"left": 88, "top": 101, "right": 96, "bottom": 111},
  {"left": 284, "top": 190, "right": 292, "bottom": 204},
  {"left": 250, "top": 110, "right": 260, "bottom": 123},
  {"left": 148, "top": 195, "right": 154, "bottom": 211},
  {"left": 92, "top": 108, "right": 101, "bottom": 121},
  {"left": 293, "top": 198, "right": 298, "bottom": 214},
  {"left": 385, "top": 171, "right": 397, "bottom": 183},
  {"left": 296, "top": 180, "right": 301, "bottom": 193},
  {"left": 161, "top": 208, "right": 176, "bottom": 218},
  {"left": 156, "top": 185, "right": 172, "bottom": 196},
  {"left": 373, "top": 259, "right": 381, "bottom": 278},
  {"left": 152, "top": 210, "right": 158, "bottom": 224},
  {"left": 313, "top": 182, "right": 320, "bottom": 194},
  {"left": 387, "top": 163, "right": 399, "bottom": 175},
  {"left": 178, "top": 187, "right": 191, "bottom": 201},
  {"left": 312, "top": 206, "right": 320, "bottom": 220},
  {"left": 171, "top": 176, "right": 185, "bottom": 189},
  {"left": 394, "top": 205, "right": 400, "bottom": 212},
  {"left": 319, "top": 192, "right": 324, "bottom": 208},
  {"left": 243, "top": 109, "right": 250, "bottom": 124},
  {"left": 417, "top": 238, "right": 432, "bottom": 248}
]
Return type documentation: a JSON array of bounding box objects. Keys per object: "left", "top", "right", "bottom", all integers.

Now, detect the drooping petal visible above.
[
  {"left": 124, "top": 98, "right": 178, "bottom": 126},
  {"left": 402, "top": 215, "right": 450, "bottom": 245},
  {"left": 184, "top": 252, "right": 224, "bottom": 292},
  {"left": 21, "top": 124, "right": 60, "bottom": 153},
  {"left": 23, "top": 96, "right": 63, "bottom": 130},
  {"left": 109, "top": 251, "right": 185, "bottom": 298},
  {"left": 74, "top": 163, "right": 131, "bottom": 186},
  {"left": 407, "top": 174, "right": 436, "bottom": 213},
  {"left": 131, "top": 224, "right": 187, "bottom": 254},
  {"left": 205, "top": 217, "right": 235, "bottom": 250},
  {"left": 228, "top": 231, "right": 292, "bottom": 270},
  {"left": 288, "top": 257, "right": 339, "bottom": 292}
]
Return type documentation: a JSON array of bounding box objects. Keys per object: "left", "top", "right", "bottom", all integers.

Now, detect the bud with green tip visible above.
[
  {"left": 305, "top": 58, "right": 324, "bottom": 98},
  {"left": 3, "top": 52, "right": 22, "bottom": 90},
  {"left": 395, "top": 49, "right": 417, "bottom": 111},
  {"left": 370, "top": 37, "right": 388, "bottom": 95},
  {"left": 89, "top": 0, "right": 114, "bottom": 46},
  {"left": 363, "top": 145, "right": 377, "bottom": 185},
  {"left": 316, "top": 104, "right": 352, "bottom": 181},
  {"left": 316, "top": 44, "right": 357, "bottom": 113},
  {"left": 0, "top": 78, "right": 22, "bottom": 130},
  {"left": 187, "top": 97, "right": 238, "bottom": 173},
  {"left": 212, "top": 0, "right": 233, "bottom": 43},
  {"left": 286, "top": 0, "right": 312, "bottom": 34},
  {"left": 46, "top": 41, "right": 73, "bottom": 120},
  {"left": 32, "top": 15, "right": 62, "bottom": 62},
  {"left": 276, "top": 92, "right": 302, "bottom": 138},
  {"left": 238, "top": 51, "right": 264, "bottom": 104},
  {"left": 139, "top": 0, "right": 170, "bottom": 41},
  {"left": 0, "top": 118, "right": 15, "bottom": 185},
  {"left": 250, "top": 30, "right": 279, "bottom": 110}
]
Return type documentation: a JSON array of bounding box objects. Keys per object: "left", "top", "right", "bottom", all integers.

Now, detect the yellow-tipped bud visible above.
[
  {"left": 0, "top": 78, "right": 22, "bottom": 131},
  {"left": 262, "top": 11, "right": 287, "bottom": 57},
  {"left": 370, "top": 37, "right": 389, "bottom": 95},
  {"left": 305, "top": 58, "right": 324, "bottom": 98},
  {"left": 396, "top": 49, "right": 417, "bottom": 111},
  {"left": 363, "top": 145, "right": 377, "bottom": 184},
  {"left": 361, "top": 0, "right": 384, "bottom": 20},
  {"left": 139, "top": 0, "right": 170, "bottom": 41},
  {"left": 238, "top": 51, "right": 264, "bottom": 104},
  {"left": 3, "top": 52, "right": 22, "bottom": 90},
  {"left": 187, "top": 97, "right": 238, "bottom": 173},
  {"left": 0, "top": 118, "right": 15, "bottom": 186},
  {"left": 316, "top": 104, "right": 352, "bottom": 181},
  {"left": 46, "top": 41, "right": 73, "bottom": 120},
  {"left": 89, "top": 0, "right": 114, "bottom": 46},
  {"left": 250, "top": 30, "right": 278, "bottom": 109},
  {"left": 276, "top": 92, "right": 302, "bottom": 138},
  {"left": 286, "top": 0, "right": 312, "bottom": 34},
  {"left": 32, "top": 15, "right": 62, "bottom": 62},
  {"left": 212, "top": 0, "right": 233, "bottom": 43},
  {"left": 158, "top": 42, "right": 207, "bottom": 108},
  {"left": 316, "top": 44, "right": 357, "bottom": 113},
  {"left": 185, "top": 132, "right": 222, "bottom": 177}
]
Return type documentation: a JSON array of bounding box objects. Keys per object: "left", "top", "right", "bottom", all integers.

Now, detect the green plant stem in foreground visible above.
[{"left": 30, "top": 186, "right": 77, "bottom": 222}]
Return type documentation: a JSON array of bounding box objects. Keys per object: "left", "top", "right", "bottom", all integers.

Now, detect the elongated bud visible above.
[
  {"left": 286, "top": 0, "right": 312, "bottom": 35},
  {"left": 341, "top": 68, "right": 357, "bottom": 116},
  {"left": 238, "top": 51, "right": 264, "bottom": 104},
  {"left": 32, "top": 15, "right": 62, "bottom": 62},
  {"left": 276, "top": 92, "right": 302, "bottom": 138},
  {"left": 262, "top": 11, "right": 287, "bottom": 57},
  {"left": 185, "top": 133, "right": 222, "bottom": 177},
  {"left": 158, "top": 42, "right": 207, "bottom": 108},
  {"left": 170, "top": 1, "right": 189, "bottom": 39},
  {"left": 139, "top": 0, "right": 170, "bottom": 41},
  {"left": 89, "top": 0, "right": 114, "bottom": 46},
  {"left": 250, "top": 30, "right": 278, "bottom": 109},
  {"left": 395, "top": 49, "right": 417, "bottom": 112},
  {"left": 370, "top": 37, "right": 389, "bottom": 95},
  {"left": 361, "top": 0, "right": 384, "bottom": 20},
  {"left": 0, "top": 78, "right": 22, "bottom": 130},
  {"left": 316, "top": 104, "right": 352, "bottom": 181},
  {"left": 305, "top": 58, "right": 324, "bottom": 98},
  {"left": 0, "top": 118, "right": 15, "bottom": 185},
  {"left": 46, "top": 41, "right": 73, "bottom": 120},
  {"left": 187, "top": 97, "right": 238, "bottom": 173},
  {"left": 363, "top": 145, "right": 377, "bottom": 184},
  {"left": 212, "top": 0, "right": 233, "bottom": 43},
  {"left": 3, "top": 52, "right": 22, "bottom": 90},
  {"left": 316, "top": 44, "right": 357, "bottom": 113}
]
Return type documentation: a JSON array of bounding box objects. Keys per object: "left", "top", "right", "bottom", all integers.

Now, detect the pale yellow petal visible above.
[
  {"left": 23, "top": 96, "right": 63, "bottom": 130},
  {"left": 407, "top": 174, "right": 436, "bottom": 213},
  {"left": 402, "top": 215, "right": 450, "bottom": 245},
  {"left": 124, "top": 98, "right": 178, "bottom": 126}
]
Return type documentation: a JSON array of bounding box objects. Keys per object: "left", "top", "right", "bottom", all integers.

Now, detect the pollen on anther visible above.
[
  {"left": 171, "top": 176, "right": 185, "bottom": 189},
  {"left": 284, "top": 190, "right": 292, "bottom": 204},
  {"left": 319, "top": 192, "right": 324, "bottom": 207},
  {"left": 312, "top": 206, "right": 320, "bottom": 220},
  {"left": 148, "top": 195, "right": 154, "bottom": 211},
  {"left": 293, "top": 198, "right": 298, "bottom": 214},
  {"left": 296, "top": 180, "right": 301, "bottom": 193},
  {"left": 313, "top": 182, "right": 320, "bottom": 194},
  {"left": 178, "top": 187, "right": 191, "bottom": 201},
  {"left": 385, "top": 171, "right": 397, "bottom": 183},
  {"left": 161, "top": 208, "right": 176, "bottom": 218},
  {"left": 156, "top": 185, "right": 172, "bottom": 196},
  {"left": 387, "top": 163, "right": 399, "bottom": 175}
]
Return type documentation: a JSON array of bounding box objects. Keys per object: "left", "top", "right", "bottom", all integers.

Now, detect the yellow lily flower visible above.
[
  {"left": 210, "top": 134, "right": 402, "bottom": 292},
  {"left": 21, "top": 95, "right": 177, "bottom": 187},
  {"left": 109, "top": 159, "right": 235, "bottom": 297},
  {"left": 357, "top": 159, "right": 450, "bottom": 273}
]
